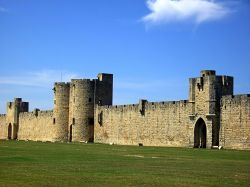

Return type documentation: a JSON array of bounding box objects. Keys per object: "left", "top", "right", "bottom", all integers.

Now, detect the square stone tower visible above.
[
  {"left": 189, "top": 70, "right": 233, "bottom": 148},
  {"left": 6, "top": 98, "right": 29, "bottom": 139}
]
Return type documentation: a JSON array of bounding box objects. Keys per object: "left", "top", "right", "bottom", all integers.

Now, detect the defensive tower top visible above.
[
  {"left": 98, "top": 73, "right": 113, "bottom": 83},
  {"left": 200, "top": 70, "right": 216, "bottom": 77}
]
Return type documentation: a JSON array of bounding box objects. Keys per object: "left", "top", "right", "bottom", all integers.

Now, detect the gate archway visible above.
[{"left": 194, "top": 118, "right": 207, "bottom": 148}]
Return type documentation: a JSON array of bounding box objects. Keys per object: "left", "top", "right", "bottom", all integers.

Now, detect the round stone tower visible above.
[
  {"left": 53, "top": 82, "right": 70, "bottom": 141},
  {"left": 68, "top": 79, "right": 95, "bottom": 142}
]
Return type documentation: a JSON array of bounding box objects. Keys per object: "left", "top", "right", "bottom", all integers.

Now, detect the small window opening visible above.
[
  {"left": 72, "top": 118, "right": 75, "bottom": 124},
  {"left": 98, "top": 112, "right": 103, "bottom": 126},
  {"left": 88, "top": 118, "right": 94, "bottom": 125},
  {"left": 89, "top": 98, "right": 92, "bottom": 102},
  {"left": 53, "top": 118, "right": 56, "bottom": 124}
]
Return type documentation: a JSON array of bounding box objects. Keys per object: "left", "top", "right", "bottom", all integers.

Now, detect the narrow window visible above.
[
  {"left": 98, "top": 112, "right": 103, "bottom": 126},
  {"left": 88, "top": 118, "right": 94, "bottom": 125},
  {"left": 53, "top": 118, "right": 56, "bottom": 124},
  {"left": 89, "top": 98, "right": 92, "bottom": 103},
  {"left": 72, "top": 118, "right": 75, "bottom": 124}
]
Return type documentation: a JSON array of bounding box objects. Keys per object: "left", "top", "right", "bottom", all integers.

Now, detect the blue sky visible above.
[{"left": 0, "top": 0, "right": 250, "bottom": 113}]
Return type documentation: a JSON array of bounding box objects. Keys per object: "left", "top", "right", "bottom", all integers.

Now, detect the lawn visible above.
[{"left": 0, "top": 140, "right": 249, "bottom": 187}]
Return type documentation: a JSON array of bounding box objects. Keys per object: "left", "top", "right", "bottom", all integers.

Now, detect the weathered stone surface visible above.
[
  {"left": 0, "top": 73, "right": 113, "bottom": 143},
  {"left": 0, "top": 71, "right": 249, "bottom": 150},
  {"left": 94, "top": 101, "right": 192, "bottom": 147},
  {"left": 220, "top": 95, "right": 250, "bottom": 149},
  {"left": 18, "top": 110, "right": 55, "bottom": 141},
  {"left": 94, "top": 70, "right": 249, "bottom": 150},
  {"left": 53, "top": 82, "right": 70, "bottom": 141},
  {"left": 0, "top": 114, "right": 6, "bottom": 139}
]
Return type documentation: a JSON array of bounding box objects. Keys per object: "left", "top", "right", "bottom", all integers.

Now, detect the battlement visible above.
[
  {"left": 97, "top": 99, "right": 189, "bottom": 112},
  {"left": 71, "top": 79, "right": 95, "bottom": 83},
  {"left": 200, "top": 70, "right": 216, "bottom": 77},
  {"left": 1, "top": 70, "right": 249, "bottom": 150},
  {"left": 98, "top": 73, "right": 113, "bottom": 82},
  {"left": 14, "top": 98, "right": 22, "bottom": 102},
  {"left": 19, "top": 110, "right": 53, "bottom": 118},
  {"left": 54, "top": 82, "right": 70, "bottom": 86},
  {"left": 221, "top": 94, "right": 250, "bottom": 104},
  {"left": 6, "top": 99, "right": 29, "bottom": 113},
  {"left": 98, "top": 103, "right": 139, "bottom": 110}
]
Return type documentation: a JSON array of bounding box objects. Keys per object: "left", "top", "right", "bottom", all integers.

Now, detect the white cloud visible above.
[
  {"left": 142, "top": 0, "right": 231, "bottom": 25},
  {"left": 0, "top": 70, "right": 79, "bottom": 87}
]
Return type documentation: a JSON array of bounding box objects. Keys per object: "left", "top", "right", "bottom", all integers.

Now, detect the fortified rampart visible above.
[
  {"left": 0, "top": 73, "right": 113, "bottom": 143},
  {"left": 220, "top": 95, "right": 250, "bottom": 149},
  {"left": 94, "top": 100, "right": 192, "bottom": 147},
  {"left": 0, "top": 70, "right": 249, "bottom": 150},
  {"left": 94, "top": 70, "right": 249, "bottom": 150},
  {"left": 18, "top": 110, "right": 55, "bottom": 141}
]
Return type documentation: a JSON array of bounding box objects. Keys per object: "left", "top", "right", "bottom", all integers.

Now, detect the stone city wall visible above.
[
  {"left": 0, "top": 114, "right": 7, "bottom": 139},
  {"left": 18, "top": 110, "right": 56, "bottom": 142},
  {"left": 95, "top": 100, "right": 194, "bottom": 147},
  {"left": 220, "top": 95, "right": 250, "bottom": 150}
]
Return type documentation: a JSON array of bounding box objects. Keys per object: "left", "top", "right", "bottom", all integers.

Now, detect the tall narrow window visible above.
[
  {"left": 98, "top": 112, "right": 103, "bottom": 126},
  {"left": 88, "top": 118, "right": 94, "bottom": 125}
]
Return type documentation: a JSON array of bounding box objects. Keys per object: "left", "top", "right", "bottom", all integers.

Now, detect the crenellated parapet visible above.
[
  {"left": 0, "top": 70, "right": 249, "bottom": 150},
  {"left": 95, "top": 99, "right": 192, "bottom": 147}
]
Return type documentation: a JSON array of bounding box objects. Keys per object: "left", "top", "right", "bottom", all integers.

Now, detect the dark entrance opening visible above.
[
  {"left": 88, "top": 118, "right": 94, "bottom": 143},
  {"left": 69, "top": 125, "right": 72, "bottom": 142},
  {"left": 8, "top": 123, "right": 12, "bottom": 140},
  {"left": 194, "top": 118, "right": 207, "bottom": 148}
]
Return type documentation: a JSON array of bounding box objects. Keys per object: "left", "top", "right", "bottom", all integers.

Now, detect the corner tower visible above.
[{"left": 189, "top": 70, "right": 233, "bottom": 148}]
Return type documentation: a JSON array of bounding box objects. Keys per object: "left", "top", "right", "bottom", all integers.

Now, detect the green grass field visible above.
[{"left": 0, "top": 141, "right": 249, "bottom": 187}]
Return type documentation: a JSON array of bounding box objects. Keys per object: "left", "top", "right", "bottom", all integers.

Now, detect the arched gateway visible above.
[{"left": 194, "top": 118, "right": 207, "bottom": 148}]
